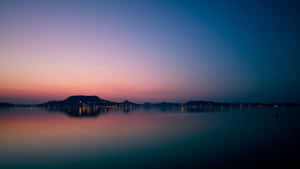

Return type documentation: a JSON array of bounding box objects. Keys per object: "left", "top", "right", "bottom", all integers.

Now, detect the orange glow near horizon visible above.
[
  {"left": 0, "top": 0, "right": 229, "bottom": 104},
  {"left": 0, "top": 76, "right": 208, "bottom": 103}
]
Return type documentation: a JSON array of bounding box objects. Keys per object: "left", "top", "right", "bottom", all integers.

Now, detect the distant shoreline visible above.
[{"left": 1, "top": 95, "right": 299, "bottom": 108}]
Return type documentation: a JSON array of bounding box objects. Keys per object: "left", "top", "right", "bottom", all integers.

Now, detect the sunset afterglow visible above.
[{"left": 1, "top": 0, "right": 299, "bottom": 103}]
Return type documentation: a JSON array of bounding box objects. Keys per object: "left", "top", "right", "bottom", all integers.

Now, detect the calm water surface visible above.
[{"left": 0, "top": 107, "right": 299, "bottom": 169}]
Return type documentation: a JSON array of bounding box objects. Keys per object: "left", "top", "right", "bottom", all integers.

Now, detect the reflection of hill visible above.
[
  {"left": 45, "top": 104, "right": 139, "bottom": 117},
  {"left": 46, "top": 105, "right": 107, "bottom": 117}
]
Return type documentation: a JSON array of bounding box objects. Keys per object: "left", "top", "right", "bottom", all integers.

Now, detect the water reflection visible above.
[
  {"left": 1, "top": 106, "right": 300, "bottom": 169},
  {"left": 44, "top": 103, "right": 285, "bottom": 118},
  {"left": 45, "top": 104, "right": 139, "bottom": 117}
]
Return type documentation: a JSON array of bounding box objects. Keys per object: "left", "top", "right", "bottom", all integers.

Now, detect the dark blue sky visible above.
[{"left": 0, "top": 0, "right": 299, "bottom": 103}]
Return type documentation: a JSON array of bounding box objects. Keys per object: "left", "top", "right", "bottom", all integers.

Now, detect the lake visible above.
[{"left": 0, "top": 107, "right": 299, "bottom": 169}]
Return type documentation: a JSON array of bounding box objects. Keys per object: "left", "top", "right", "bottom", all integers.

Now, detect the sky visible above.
[{"left": 0, "top": 0, "right": 299, "bottom": 104}]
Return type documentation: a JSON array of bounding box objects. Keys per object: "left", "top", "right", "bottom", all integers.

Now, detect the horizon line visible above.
[{"left": 1, "top": 95, "right": 299, "bottom": 105}]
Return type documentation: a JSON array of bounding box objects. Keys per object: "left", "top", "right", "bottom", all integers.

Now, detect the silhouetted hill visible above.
[
  {"left": 63, "top": 95, "right": 114, "bottom": 105},
  {"left": 120, "top": 100, "right": 137, "bottom": 105},
  {"left": 40, "top": 95, "right": 116, "bottom": 107},
  {"left": 38, "top": 95, "right": 119, "bottom": 117}
]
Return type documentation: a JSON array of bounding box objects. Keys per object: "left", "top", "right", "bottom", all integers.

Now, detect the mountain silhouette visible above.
[
  {"left": 120, "top": 100, "right": 137, "bottom": 105},
  {"left": 41, "top": 95, "right": 116, "bottom": 107}
]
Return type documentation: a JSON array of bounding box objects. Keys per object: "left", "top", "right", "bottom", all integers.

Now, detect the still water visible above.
[{"left": 0, "top": 107, "right": 299, "bottom": 169}]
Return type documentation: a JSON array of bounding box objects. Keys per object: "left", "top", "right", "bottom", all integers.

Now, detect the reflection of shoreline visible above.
[
  {"left": 44, "top": 104, "right": 140, "bottom": 117},
  {"left": 43, "top": 103, "right": 291, "bottom": 118}
]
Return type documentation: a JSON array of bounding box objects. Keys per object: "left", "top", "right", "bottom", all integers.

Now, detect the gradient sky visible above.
[{"left": 0, "top": 0, "right": 299, "bottom": 104}]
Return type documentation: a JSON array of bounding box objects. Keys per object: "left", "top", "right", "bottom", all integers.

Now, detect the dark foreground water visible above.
[{"left": 0, "top": 107, "right": 300, "bottom": 169}]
